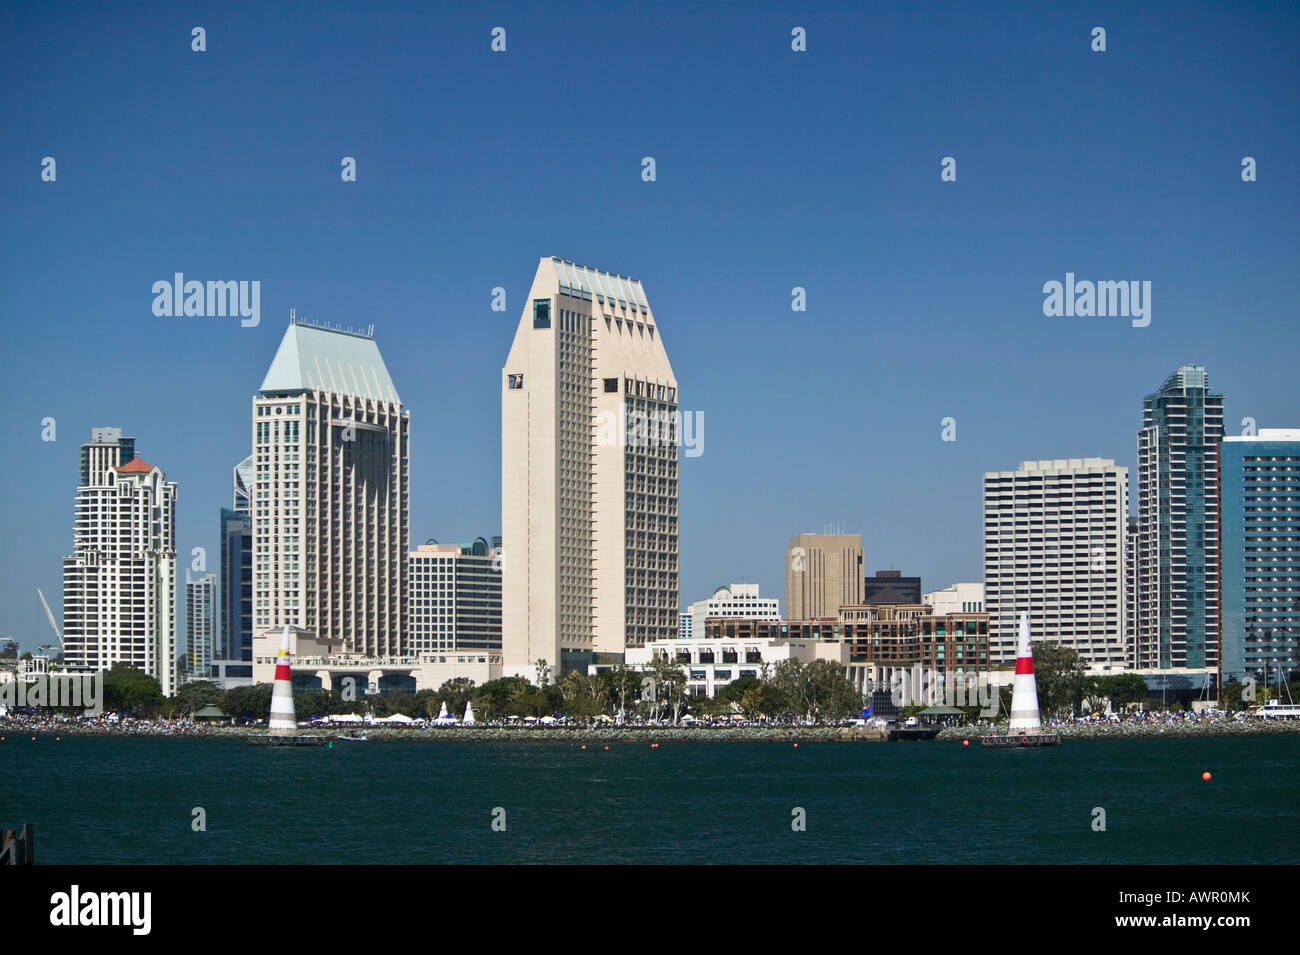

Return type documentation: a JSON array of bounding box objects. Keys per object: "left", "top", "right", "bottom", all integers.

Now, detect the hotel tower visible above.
[
  {"left": 502, "top": 257, "right": 680, "bottom": 678},
  {"left": 252, "top": 318, "right": 409, "bottom": 657}
]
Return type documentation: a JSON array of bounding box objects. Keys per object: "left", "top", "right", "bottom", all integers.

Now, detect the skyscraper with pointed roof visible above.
[
  {"left": 501, "top": 257, "right": 680, "bottom": 678},
  {"left": 252, "top": 318, "right": 409, "bottom": 657}
]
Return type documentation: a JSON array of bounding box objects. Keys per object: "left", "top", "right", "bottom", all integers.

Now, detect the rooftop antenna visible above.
[{"left": 289, "top": 308, "right": 296, "bottom": 324}]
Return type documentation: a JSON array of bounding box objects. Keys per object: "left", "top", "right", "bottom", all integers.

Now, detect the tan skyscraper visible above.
[
  {"left": 502, "top": 257, "right": 679, "bottom": 679},
  {"left": 253, "top": 318, "right": 409, "bottom": 657},
  {"left": 785, "top": 533, "right": 864, "bottom": 620}
]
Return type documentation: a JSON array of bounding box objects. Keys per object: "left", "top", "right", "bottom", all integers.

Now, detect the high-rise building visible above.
[
  {"left": 219, "top": 518, "right": 252, "bottom": 664},
  {"left": 63, "top": 429, "right": 178, "bottom": 696},
  {"left": 686, "top": 583, "right": 781, "bottom": 641},
  {"left": 409, "top": 539, "right": 502, "bottom": 655},
  {"left": 1125, "top": 515, "right": 1138, "bottom": 666},
  {"left": 502, "top": 257, "right": 679, "bottom": 678},
  {"left": 1221, "top": 429, "right": 1300, "bottom": 685},
  {"left": 983, "top": 459, "right": 1128, "bottom": 667},
  {"left": 863, "top": 570, "right": 922, "bottom": 605},
  {"left": 79, "top": 426, "right": 135, "bottom": 487},
  {"left": 1135, "top": 367, "right": 1224, "bottom": 670},
  {"left": 186, "top": 573, "right": 217, "bottom": 679},
  {"left": 232, "top": 454, "right": 253, "bottom": 514},
  {"left": 252, "top": 318, "right": 409, "bottom": 656},
  {"left": 785, "top": 533, "right": 863, "bottom": 620}
]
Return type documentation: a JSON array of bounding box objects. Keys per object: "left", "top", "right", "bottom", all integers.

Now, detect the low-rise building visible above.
[
  {"left": 251, "top": 629, "right": 501, "bottom": 694},
  {"left": 625, "top": 634, "right": 847, "bottom": 698}
]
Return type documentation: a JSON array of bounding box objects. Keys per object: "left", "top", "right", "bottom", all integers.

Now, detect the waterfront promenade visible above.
[{"left": 3, "top": 712, "right": 1298, "bottom": 743}]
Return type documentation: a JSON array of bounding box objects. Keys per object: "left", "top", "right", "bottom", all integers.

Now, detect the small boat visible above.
[
  {"left": 337, "top": 733, "right": 368, "bottom": 742},
  {"left": 1252, "top": 700, "right": 1300, "bottom": 719}
]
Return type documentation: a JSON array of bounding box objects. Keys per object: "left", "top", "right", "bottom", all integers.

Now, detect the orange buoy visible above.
[
  {"left": 581, "top": 744, "right": 586, "bottom": 750},
  {"left": 962, "top": 739, "right": 969, "bottom": 747},
  {"left": 1202, "top": 771, "right": 1212, "bottom": 781},
  {"left": 793, "top": 743, "right": 798, "bottom": 748},
  {"left": 604, "top": 745, "right": 609, "bottom": 751}
]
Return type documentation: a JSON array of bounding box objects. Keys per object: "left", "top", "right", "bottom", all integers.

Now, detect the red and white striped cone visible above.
[
  {"left": 1008, "top": 613, "right": 1043, "bottom": 733},
  {"left": 268, "top": 626, "right": 297, "bottom": 736}
]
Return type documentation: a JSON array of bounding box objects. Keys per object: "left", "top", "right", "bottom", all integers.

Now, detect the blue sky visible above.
[{"left": 2, "top": 1, "right": 1298, "bottom": 651}]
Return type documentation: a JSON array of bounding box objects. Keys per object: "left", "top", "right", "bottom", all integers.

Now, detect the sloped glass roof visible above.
[
  {"left": 551, "top": 257, "right": 649, "bottom": 313},
  {"left": 259, "top": 322, "right": 400, "bottom": 403}
]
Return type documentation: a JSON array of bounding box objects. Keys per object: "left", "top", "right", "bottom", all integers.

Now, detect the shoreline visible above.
[{"left": 4, "top": 719, "right": 1299, "bottom": 743}]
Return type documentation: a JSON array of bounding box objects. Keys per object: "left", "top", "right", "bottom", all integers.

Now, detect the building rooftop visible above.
[
  {"left": 1224, "top": 429, "right": 1300, "bottom": 442},
  {"left": 259, "top": 320, "right": 400, "bottom": 403},
  {"left": 549, "top": 257, "right": 649, "bottom": 313},
  {"left": 114, "top": 458, "right": 154, "bottom": 474}
]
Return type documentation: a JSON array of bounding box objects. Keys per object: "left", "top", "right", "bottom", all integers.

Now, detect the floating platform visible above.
[
  {"left": 247, "top": 734, "right": 327, "bottom": 747},
  {"left": 888, "top": 726, "right": 942, "bottom": 741},
  {"left": 980, "top": 733, "right": 1061, "bottom": 748}
]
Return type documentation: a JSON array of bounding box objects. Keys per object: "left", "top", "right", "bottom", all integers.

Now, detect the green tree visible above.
[
  {"left": 102, "top": 664, "right": 165, "bottom": 717},
  {"left": 556, "top": 671, "right": 602, "bottom": 720},
  {"left": 474, "top": 676, "right": 532, "bottom": 720},
  {"left": 434, "top": 678, "right": 476, "bottom": 717},
  {"left": 603, "top": 664, "right": 643, "bottom": 721},
  {"left": 648, "top": 657, "right": 689, "bottom": 723},
  {"left": 1082, "top": 673, "right": 1149, "bottom": 713},
  {"left": 1029, "top": 641, "right": 1086, "bottom": 718},
  {"left": 224, "top": 683, "right": 273, "bottom": 722},
  {"left": 170, "top": 680, "right": 225, "bottom": 717}
]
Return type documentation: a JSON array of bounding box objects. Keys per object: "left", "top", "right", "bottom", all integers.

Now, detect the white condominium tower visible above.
[
  {"left": 253, "top": 318, "right": 409, "bottom": 657},
  {"left": 62, "top": 428, "right": 178, "bottom": 696},
  {"left": 502, "top": 257, "right": 680, "bottom": 678},
  {"left": 983, "top": 458, "right": 1128, "bottom": 667}
]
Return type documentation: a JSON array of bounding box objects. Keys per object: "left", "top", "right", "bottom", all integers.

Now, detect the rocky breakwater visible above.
[{"left": 937, "top": 719, "right": 1300, "bottom": 742}]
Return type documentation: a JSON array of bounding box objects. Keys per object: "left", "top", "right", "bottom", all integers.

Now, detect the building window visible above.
[
  {"left": 508, "top": 374, "right": 524, "bottom": 390},
  {"left": 533, "top": 299, "right": 551, "bottom": 329},
  {"left": 604, "top": 378, "right": 619, "bottom": 393}
]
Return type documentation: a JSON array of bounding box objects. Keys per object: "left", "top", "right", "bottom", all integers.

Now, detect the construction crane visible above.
[{"left": 36, "top": 589, "right": 63, "bottom": 650}]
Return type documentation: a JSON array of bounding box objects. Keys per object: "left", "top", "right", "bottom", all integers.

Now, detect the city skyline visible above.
[{"left": 4, "top": 3, "right": 1299, "bottom": 652}]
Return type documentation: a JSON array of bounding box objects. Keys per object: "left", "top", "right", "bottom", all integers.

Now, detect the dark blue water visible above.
[{"left": 3, "top": 735, "right": 1297, "bottom": 864}]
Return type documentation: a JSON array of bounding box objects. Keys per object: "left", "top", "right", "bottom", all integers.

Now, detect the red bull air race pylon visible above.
[
  {"left": 981, "top": 613, "right": 1061, "bottom": 748},
  {"left": 248, "top": 626, "right": 325, "bottom": 746}
]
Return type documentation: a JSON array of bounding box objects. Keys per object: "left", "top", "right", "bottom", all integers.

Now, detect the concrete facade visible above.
[
  {"left": 63, "top": 430, "right": 178, "bottom": 696},
  {"left": 983, "top": 458, "right": 1128, "bottom": 667},
  {"left": 502, "top": 257, "right": 679, "bottom": 679},
  {"left": 686, "top": 583, "right": 780, "bottom": 643},
  {"left": 409, "top": 541, "right": 502, "bottom": 655},
  {"left": 252, "top": 319, "right": 409, "bottom": 658},
  {"left": 924, "top": 582, "right": 984, "bottom": 615},
  {"left": 785, "top": 533, "right": 863, "bottom": 621}
]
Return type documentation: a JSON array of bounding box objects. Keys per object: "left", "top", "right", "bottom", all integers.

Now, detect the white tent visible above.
[
  {"left": 377, "top": 713, "right": 414, "bottom": 723},
  {"left": 437, "top": 701, "right": 449, "bottom": 719},
  {"left": 329, "top": 713, "right": 364, "bottom": 723},
  {"left": 463, "top": 702, "right": 475, "bottom": 725}
]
